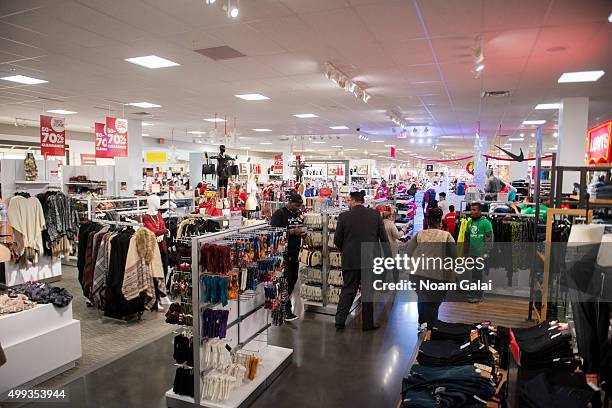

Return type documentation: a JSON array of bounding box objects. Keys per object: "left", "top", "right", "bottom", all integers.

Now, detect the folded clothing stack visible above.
[
  {"left": 417, "top": 338, "right": 494, "bottom": 367},
  {"left": 519, "top": 370, "right": 595, "bottom": 408},
  {"left": 401, "top": 364, "right": 495, "bottom": 408},
  {"left": 9, "top": 282, "right": 73, "bottom": 308},
  {"left": 512, "top": 322, "right": 577, "bottom": 370},
  {"left": 429, "top": 320, "right": 477, "bottom": 341}
]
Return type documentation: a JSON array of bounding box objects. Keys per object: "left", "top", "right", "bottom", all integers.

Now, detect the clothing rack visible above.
[
  {"left": 166, "top": 222, "right": 293, "bottom": 408},
  {"left": 530, "top": 208, "right": 593, "bottom": 323}
]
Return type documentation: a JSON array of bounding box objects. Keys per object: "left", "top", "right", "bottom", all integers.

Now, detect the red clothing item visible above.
[
  {"left": 442, "top": 212, "right": 458, "bottom": 235},
  {"left": 143, "top": 212, "right": 168, "bottom": 253}
]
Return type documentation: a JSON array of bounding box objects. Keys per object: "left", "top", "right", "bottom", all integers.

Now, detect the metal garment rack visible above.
[{"left": 167, "top": 222, "right": 293, "bottom": 408}]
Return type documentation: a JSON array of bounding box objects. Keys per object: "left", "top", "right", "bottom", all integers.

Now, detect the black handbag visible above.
[{"left": 202, "top": 153, "right": 215, "bottom": 178}]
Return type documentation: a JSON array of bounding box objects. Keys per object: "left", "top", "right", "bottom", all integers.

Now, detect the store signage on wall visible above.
[
  {"left": 81, "top": 154, "right": 96, "bottom": 165},
  {"left": 39, "top": 115, "right": 66, "bottom": 156},
  {"left": 145, "top": 151, "right": 167, "bottom": 163},
  {"left": 273, "top": 154, "right": 283, "bottom": 175},
  {"left": 587, "top": 120, "right": 612, "bottom": 164},
  {"left": 94, "top": 122, "right": 110, "bottom": 158},
  {"left": 106, "top": 116, "right": 128, "bottom": 157}
]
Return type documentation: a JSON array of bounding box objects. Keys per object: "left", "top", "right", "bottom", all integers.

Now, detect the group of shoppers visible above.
[{"left": 270, "top": 189, "right": 494, "bottom": 333}]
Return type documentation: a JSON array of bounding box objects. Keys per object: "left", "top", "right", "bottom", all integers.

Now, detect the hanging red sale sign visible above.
[
  {"left": 94, "top": 122, "right": 111, "bottom": 158},
  {"left": 106, "top": 116, "right": 128, "bottom": 157},
  {"left": 390, "top": 146, "right": 396, "bottom": 158},
  {"left": 40, "top": 115, "right": 66, "bottom": 156},
  {"left": 273, "top": 154, "right": 283, "bottom": 175}
]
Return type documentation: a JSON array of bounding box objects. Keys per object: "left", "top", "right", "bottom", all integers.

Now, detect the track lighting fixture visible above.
[
  {"left": 471, "top": 36, "right": 485, "bottom": 79},
  {"left": 205, "top": 0, "right": 216, "bottom": 4},
  {"left": 324, "top": 62, "right": 372, "bottom": 104}
]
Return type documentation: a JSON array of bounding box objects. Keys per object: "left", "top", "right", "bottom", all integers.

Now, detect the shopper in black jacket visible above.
[
  {"left": 270, "top": 193, "right": 305, "bottom": 321},
  {"left": 334, "top": 190, "right": 391, "bottom": 331}
]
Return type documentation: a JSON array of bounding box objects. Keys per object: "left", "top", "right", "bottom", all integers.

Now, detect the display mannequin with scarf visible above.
[{"left": 143, "top": 195, "right": 169, "bottom": 280}]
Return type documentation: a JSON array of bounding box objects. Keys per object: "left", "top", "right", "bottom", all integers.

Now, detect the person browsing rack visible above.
[{"left": 270, "top": 193, "right": 305, "bottom": 322}]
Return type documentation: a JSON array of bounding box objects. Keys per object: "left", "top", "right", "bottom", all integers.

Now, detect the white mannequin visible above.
[
  {"left": 146, "top": 195, "right": 165, "bottom": 242},
  {"left": 245, "top": 174, "right": 259, "bottom": 211},
  {"left": 147, "top": 194, "right": 161, "bottom": 215}
]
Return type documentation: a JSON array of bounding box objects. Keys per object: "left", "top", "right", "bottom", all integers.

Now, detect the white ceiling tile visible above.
[
  {"left": 482, "top": 0, "right": 552, "bottom": 32},
  {"left": 417, "top": 0, "right": 483, "bottom": 37},
  {"left": 278, "top": 0, "right": 349, "bottom": 13},
  {"left": 353, "top": 2, "right": 423, "bottom": 42}
]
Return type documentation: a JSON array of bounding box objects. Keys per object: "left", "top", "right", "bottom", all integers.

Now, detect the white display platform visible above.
[
  {"left": 3, "top": 256, "right": 62, "bottom": 286},
  {"left": 0, "top": 303, "right": 81, "bottom": 394},
  {"left": 166, "top": 343, "right": 292, "bottom": 408}
]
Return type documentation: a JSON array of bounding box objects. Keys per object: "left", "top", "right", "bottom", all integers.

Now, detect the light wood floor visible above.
[{"left": 439, "top": 296, "right": 532, "bottom": 328}]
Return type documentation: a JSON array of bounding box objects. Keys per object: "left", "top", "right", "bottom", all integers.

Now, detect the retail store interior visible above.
[{"left": 0, "top": 0, "right": 611, "bottom": 407}]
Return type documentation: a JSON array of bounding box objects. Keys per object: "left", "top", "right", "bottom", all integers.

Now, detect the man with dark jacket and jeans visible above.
[
  {"left": 334, "top": 190, "right": 391, "bottom": 331},
  {"left": 270, "top": 193, "right": 305, "bottom": 321}
]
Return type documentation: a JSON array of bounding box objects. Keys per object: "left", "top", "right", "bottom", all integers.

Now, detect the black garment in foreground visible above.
[
  {"left": 519, "top": 370, "right": 595, "bottom": 408},
  {"left": 335, "top": 269, "right": 373, "bottom": 329}
]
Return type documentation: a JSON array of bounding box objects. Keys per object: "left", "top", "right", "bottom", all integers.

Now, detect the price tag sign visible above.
[
  {"left": 106, "top": 116, "right": 128, "bottom": 157},
  {"left": 94, "top": 122, "right": 111, "bottom": 158},
  {"left": 40, "top": 115, "right": 66, "bottom": 156}
]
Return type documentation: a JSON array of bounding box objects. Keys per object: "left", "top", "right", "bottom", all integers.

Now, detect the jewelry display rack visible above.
[{"left": 166, "top": 223, "right": 293, "bottom": 408}]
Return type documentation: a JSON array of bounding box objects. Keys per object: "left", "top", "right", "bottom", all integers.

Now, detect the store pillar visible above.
[
  {"left": 557, "top": 97, "right": 589, "bottom": 192},
  {"left": 509, "top": 140, "right": 529, "bottom": 181},
  {"left": 114, "top": 118, "right": 143, "bottom": 194}
]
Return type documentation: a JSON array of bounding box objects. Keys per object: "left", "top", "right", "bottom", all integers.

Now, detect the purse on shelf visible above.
[
  {"left": 299, "top": 249, "right": 322, "bottom": 267},
  {"left": 328, "top": 232, "right": 336, "bottom": 249},
  {"left": 328, "top": 214, "right": 338, "bottom": 231},
  {"left": 304, "top": 231, "right": 323, "bottom": 248},
  {"left": 303, "top": 213, "right": 323, "bottom": 229},
  {"left": 329, "top": 251, "right": 342, "bottom": 268}
]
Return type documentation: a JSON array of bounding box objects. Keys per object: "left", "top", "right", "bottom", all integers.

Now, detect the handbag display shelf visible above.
[{"left": 299, "top": 207, "right": 360, "bottom": 316}]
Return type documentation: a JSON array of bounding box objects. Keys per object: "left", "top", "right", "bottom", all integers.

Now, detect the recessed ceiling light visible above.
[
  {"left": 142, "top": 133, "right": 150, "bottom": 136},
  {"left": 293, "top": 113, "right": 318, "bottom": 118},
  {"left": 549, "top": 146, "right": 558, "bottom": 150},
  {"left": 558, "top": 70, "right": 605, "bottom": 83},
  {"left": 503, "top": 143, "right": 512, "bottom": 147},
  {"left": 329, "top": 125, "right": 349, "bottom": 130},
  {"left": 523, "top": 120, "right": 546, "bottom": 125},
  {"left": 1, "top": 75, "right": 47, "bottom": 85},
  {"left": 418, "top": 139, "right": 424, "bottom": 144},
  {"left": 127, "top": 102, "right": 161, "bottom": 108},
  {"left": 187, "top": 131, "right": 206, "bottom": 135},
  {"left": 252, "top": 128, "right": 272, "bottom": 132},
  {"left": 520, "top": 133, "right": 525, "bottom": 137},
  {"left": 508, "top": 138, "right": 524, "bottom": 141},
  {"left": 535, "top": 103, "right": 560, "bottom": 110},
  {"left": 204, "top": 118, "right": 227, "bottom": 122},
  {"left": 47, "top": 109, "right": 77, "bottom": 115},
  {"left": 370, "top": 140, "right": 384, "bottom": 143},
  {"left": 384, "top": 144, "right": 395, "bottom": 147},
  {"left": 142, "top": 122, "right": 154, "bottom": 127},
  {"left": 259, "top": 142, "right": 272, "bottom": 145},
  {"left": 312, "top": 141, "right": 326, "bottom": 144},
  {"left": 235, "top": 94, "right": 269, "bottom": 101},
  {"left": 553, "top": 132, "right": 558, "bottom": 137},
  {"left": 332, "top": 145, "right": 343, "bottom": 148},
  {"left": 345, "top": 148, "right": 357, "bottom": 151},
  {"left": 427, "top": 138, "right": 432, "bottom": 143},
  {"left": 396, "top": 148, "right": 405, "bottom": 151},
  {"left": 125, "top": 55, "right": 180, "bottom": 69},
  {"left": 609, "top": 12, "right": 612, "bottom": 23}
]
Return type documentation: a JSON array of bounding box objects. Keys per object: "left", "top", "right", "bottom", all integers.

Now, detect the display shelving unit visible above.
[{"left": 165, "top": 223, "right": 293, "bottom": 408}]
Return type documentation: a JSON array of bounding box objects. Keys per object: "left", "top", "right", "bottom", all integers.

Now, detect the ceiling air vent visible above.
[
  {"left": 130, "top": 111, "right": 153, "bottom": 116},
  {"left": 38, "top": 96, "right": 65, "bottom": 103},
  {"left": 482, "top": 90, "right": 510, "bottom": 98},
  {"left": 195, "top": 46, "right": 246, "bottom": 61}
]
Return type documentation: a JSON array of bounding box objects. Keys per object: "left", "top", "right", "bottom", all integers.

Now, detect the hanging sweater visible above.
[
  {"left": 7, "top": 195, "right": 45, "bottom": 254},
  {"left": 122, "top": 228, "right": 163, "bottom": 305}
]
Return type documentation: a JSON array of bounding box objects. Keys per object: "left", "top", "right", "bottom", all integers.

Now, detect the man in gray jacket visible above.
[{"left": 334, "top": 191, "right": 390, "bottom": 331}]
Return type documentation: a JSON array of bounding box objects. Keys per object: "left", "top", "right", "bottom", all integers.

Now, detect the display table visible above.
[
  {"left": 3, "top": 257, "right": 62, "bottom": 287},
  {"left": 0, "top": 303, "right": 81, "bottom": 394}
]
